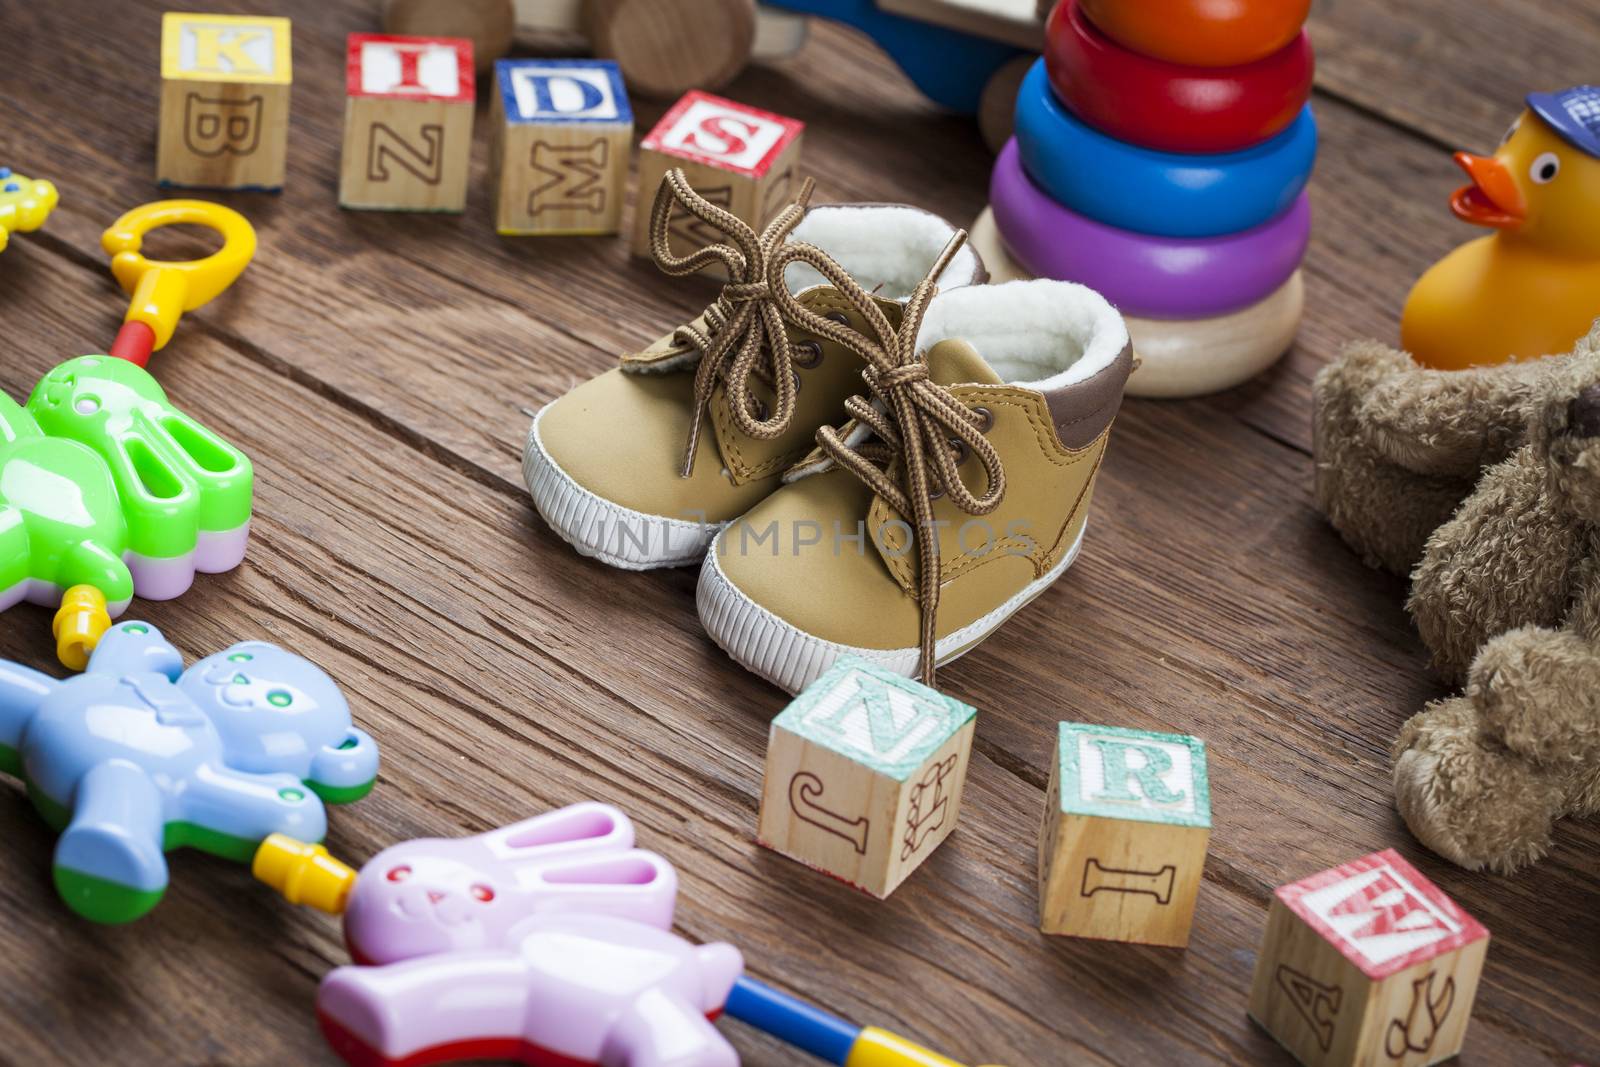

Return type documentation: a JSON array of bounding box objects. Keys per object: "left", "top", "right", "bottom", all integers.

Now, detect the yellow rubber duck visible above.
[
  {"left": 1402, "top": 86, "right": 1600, "bottom": 370},
  {"left": 0, "top": 167, "right": 58, "bottom": 253}
]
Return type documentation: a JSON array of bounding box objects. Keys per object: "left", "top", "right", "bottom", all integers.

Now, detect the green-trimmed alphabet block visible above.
[
  {"left": 1038, "top": 722, "right": 1211, "bottom": 946},
  {"left": 757, "top": 657, "right": 976, "bottom": 898}
]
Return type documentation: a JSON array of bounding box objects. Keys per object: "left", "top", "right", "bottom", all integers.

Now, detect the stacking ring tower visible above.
[{"left": 974, "top": 0, "right": 1318, "bottom": 398}]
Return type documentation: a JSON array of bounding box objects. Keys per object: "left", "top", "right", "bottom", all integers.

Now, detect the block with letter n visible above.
[
  {"left": 492, "top": 59, "right": 633, "bottom": 236},
  {"left": 1249, "top": 849, "right": 1489, "bottom": 1067},
  {"left": 757, "top": 657, "right": 976, "bottom": 898},
  {"left": 339, "top": 33, "right": 474, "bottom": 212},
  {"left": 158, "top": 12, "right": 292, "bottom": 190},
  {"left": 1038, "top": 722, "right": 1211, "bottom": 947},
  {"left": 631, "top": 90, "right": 804, "bottom": 258}
]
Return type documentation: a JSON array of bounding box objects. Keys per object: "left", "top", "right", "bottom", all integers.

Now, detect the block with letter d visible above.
[
  {"left": 632, "top": 90, "right": 804, "bottom": 258},
  {"left": 492, "top": 59, "right": 633, "bottom": 236},
  {"left": 1249, "top": 849, "right": 1489, "bottom": 1067},
  {"left": 339, "top": 33, "right": 474, "bottom": 212},
  {"left": 1038, "top": 722, "right": 1211, "bottom": 947},
  {"left": 757, "top": 658, "right": 976, "bottom": 898},
  {"left": 158, "top": 12, "right": 292, "bottom": 190}
]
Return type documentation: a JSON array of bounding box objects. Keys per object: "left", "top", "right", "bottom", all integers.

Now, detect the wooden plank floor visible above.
[{"left": 0, "top": 1, "right": 1595, "bottom": 1063}]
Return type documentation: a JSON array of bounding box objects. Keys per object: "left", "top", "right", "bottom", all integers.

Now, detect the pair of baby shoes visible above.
[{"left": 525, "top": 170, "right": 1132, "bottom": 693}]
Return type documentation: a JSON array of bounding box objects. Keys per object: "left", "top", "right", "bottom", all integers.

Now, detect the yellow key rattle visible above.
[{"left": 0, "top": 199, "right": 257, "bottom": 668}]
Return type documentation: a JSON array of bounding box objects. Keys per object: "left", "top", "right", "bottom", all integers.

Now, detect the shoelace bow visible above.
[
  {"left": 649, "top": 169, "right": 853, "bottom": 479},
  {"left": 769, "top": 232, "right": 1005, "bottom": 686}
]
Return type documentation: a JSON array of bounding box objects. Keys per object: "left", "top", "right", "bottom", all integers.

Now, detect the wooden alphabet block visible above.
[
  {"left": 1249, "top": 850, "right": 1490, "bottom": 1067},
  {"left": 339, "top": 34, "right": 474, "bottom": 212},
  {"left": 1037, "top": 723, "right": 1211, "bottom": 947},
  {"left": 631, "top": 90, "right": 804, "bottom": 258},
  {"left": 492, "top": 59, "right": 632, "bottom": 236},
  {"left": 158, "top": 13, "right": 292, "bottom": 190},
  {"left": 757, "top": 658, "right": 976, "bottom": 899}
]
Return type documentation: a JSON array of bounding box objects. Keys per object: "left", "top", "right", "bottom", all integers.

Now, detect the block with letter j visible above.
[{"left": 757, "top": 657, "right": 976, "bottom": 898}]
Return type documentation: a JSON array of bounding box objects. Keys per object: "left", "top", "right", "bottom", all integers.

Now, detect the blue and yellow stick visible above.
[{"left": 725, "top": 976, "right": 1001, "bottom": 1067}]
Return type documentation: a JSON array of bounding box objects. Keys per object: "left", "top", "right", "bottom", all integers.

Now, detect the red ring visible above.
[
  {"left": 1045, "top": 0, "right": 1315, "bottom": 153},
  {"left": 1079, "top": 0, "right": 1311, "bottom": 68}
]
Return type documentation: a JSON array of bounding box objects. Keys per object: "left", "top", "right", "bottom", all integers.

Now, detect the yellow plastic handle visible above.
[{"left": 100, "top": 199, "right": 257, "bottom": 351}]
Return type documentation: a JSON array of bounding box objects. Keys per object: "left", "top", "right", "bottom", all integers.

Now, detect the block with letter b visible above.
[
  {"left": 1038, "top": 722, "right": 1211, "bottom": 947},
  {"left": 1249, "top": 850, "right": 1489, "bottom": 1067},
  {"left": 632, "top": 90, "right": 804, "bottom": 257},
  {"left": 757, "top": 658, "right": 976, "bottom": 898},
  {"left": 492, "top": 59, "right": 633, "bottom": 236},
  {"left": 158, "top": 12, "right": 292, "bottom": 190},
  {"left": 339, "top": 33, "right": 474, "bottom": 212}
]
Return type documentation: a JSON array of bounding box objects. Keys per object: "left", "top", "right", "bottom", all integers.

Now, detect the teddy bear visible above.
[
  {"left": 1313, "top": 324, "right": 1600, "bottom": 872},
  {"left": 315, "top": 801, "right": 746, "bottom": 1067},
  {"left": 0, "top": 621, "right": 378, "bottom": 922}
]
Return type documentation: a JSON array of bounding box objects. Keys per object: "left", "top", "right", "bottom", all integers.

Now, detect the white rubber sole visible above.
[
  {"left": 523, "top": 405, "right": 720, "bottom": 570},
  {"left": 698, "top": 523, "right": 1087, "bottom": 693}
]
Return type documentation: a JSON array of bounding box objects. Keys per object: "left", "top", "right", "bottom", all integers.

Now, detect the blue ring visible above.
[{"left": 1013, "top": 58, "right": 1318, "bottom": 239}]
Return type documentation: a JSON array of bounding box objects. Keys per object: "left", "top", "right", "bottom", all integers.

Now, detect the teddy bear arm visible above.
[{"left": 1409, "top": 446, "right": 1580, "bottom": 682}]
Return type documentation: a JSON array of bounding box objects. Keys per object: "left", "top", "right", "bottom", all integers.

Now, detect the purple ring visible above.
[{"left": 990, "top": 138, "right": 1311, "bottom": 319}]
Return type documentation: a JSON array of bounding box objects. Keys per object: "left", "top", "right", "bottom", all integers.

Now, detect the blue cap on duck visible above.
[{"left": 1527, "top": 86, "right": 1600, "bottom": 160}]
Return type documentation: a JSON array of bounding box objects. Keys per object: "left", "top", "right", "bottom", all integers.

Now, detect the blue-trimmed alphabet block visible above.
[{"left": 492, "top": 59, "right": 633, "bottom": 236}]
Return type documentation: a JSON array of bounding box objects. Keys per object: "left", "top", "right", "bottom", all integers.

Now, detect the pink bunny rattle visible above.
[{"left": 255, "top": 802, "right": 999, "bottom": 1067}]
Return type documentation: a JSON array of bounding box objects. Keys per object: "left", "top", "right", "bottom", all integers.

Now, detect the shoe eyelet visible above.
[
  {"left": 824, "top": 311, "right": 851, "bottom": 326},
  {"left": 973, "top": 405, "right": 994, "bottom": 433},
  {"left": 794, "top": 340, "right": 823, "bottom": 369},
  {"left": 752, "top": 397, "right": 769, "bottom": 421},
  {"left": 929, "top": 485, "right": 945, "bottom": 502},
  {"left": 949, "top": 438, "right": 970, "bottom": 465}
]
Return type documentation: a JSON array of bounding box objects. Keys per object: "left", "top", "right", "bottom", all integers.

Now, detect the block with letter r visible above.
[
  {"left": 756, "top": 657, "right": 977, "bottom": 899},
  {"left": 493, "top": 60, "right": 633, "bottom": 236},
  {"left": 1038, "top": 722, "right": 1211, "bottom": 946}
]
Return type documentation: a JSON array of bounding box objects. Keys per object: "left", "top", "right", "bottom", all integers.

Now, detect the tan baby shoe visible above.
[
  {"left": 523, "top": 171, "right": 985, "bottom": 569},
  {"left": 697, "top": 255, "right": 1132, "bottom": 693}
]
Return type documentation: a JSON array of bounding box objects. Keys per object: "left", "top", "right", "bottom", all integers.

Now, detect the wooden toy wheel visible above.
[
  {"left": 586, "top": 0, "right": 757, "bottom": 99},
  {"left": 382, "top": 0, "right": 514, "bottom": 73}
]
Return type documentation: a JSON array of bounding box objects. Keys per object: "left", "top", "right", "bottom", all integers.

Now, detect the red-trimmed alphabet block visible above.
[
  {"left": 1248, "top": 849, "right": 1490, "bottom": 1067},
  {"left": 339, "top": 33, "right": 474, "bottom": 212}
]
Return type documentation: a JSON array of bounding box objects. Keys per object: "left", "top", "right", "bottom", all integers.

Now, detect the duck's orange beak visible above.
[{"left": 1450, "top": 152, "right": 1526, "bottom": 228}]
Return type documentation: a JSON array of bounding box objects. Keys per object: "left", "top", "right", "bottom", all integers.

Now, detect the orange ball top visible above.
[{"left": 1077, "top": 0, "right": 1312, "bottom": 67}]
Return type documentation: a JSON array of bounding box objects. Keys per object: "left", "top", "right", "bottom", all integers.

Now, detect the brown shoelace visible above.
[
  {"left": 649, "top": 169, "right": 861, "bottom": 479},
  {"left": 770, "top": 232, "right": 1005, "bottom": 686}
]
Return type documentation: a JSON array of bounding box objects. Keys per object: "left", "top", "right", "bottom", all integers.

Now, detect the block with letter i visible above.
[
  {"left": 632, "top": 90, "right": 805, "bottom": 257},
  {"left": 1248, "top": 849, "right": 1489, "bottom": 1067},
  {"left": 1038, "top": 723, "right": 1211, "bottom": 947},
  {"left": 757, "top": 658, "right": 976, "bottom": 899},
  {"left": 158, "top": 13, "right": 292, "bottom": 190},
  {"left": 493, "top": 59, "right": 633, "bottom": 236},
  {"left": 340, "top": 34, "right": 474, "bottom": 212}
]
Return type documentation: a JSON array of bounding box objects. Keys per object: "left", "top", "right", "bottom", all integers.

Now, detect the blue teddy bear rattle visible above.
[{"left": 0, "top": 621, "right": 378, "bottom": 923}]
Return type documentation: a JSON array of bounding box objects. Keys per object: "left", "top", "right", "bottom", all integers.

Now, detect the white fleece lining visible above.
[
  {"left": 782, "top": 205, "right": 983, "bottom": 299},
  {"left": 914, "top": 279, "right": 1129, "bottom": 389}
]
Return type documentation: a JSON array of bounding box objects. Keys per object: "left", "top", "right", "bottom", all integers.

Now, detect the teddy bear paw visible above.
[{"left": 1392, "top": 698, "right": 1565, "bottom": 873}]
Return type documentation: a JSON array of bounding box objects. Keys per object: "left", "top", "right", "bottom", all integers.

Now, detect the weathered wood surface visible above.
[{"left": 0, "top": 0, "right": 1593, "bottom": 1064}]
